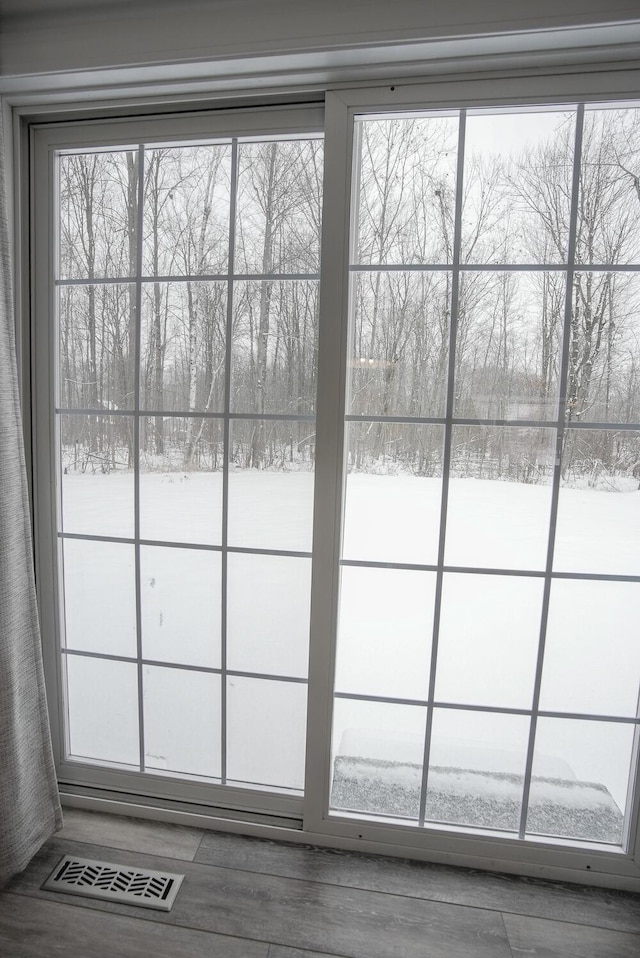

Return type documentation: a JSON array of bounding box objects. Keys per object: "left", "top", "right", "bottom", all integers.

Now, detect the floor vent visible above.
[{"left": 42, "top": 855, "right": 184, "bottom": 912}]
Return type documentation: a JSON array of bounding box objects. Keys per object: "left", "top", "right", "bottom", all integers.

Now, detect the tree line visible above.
[{"left": 58, "top": 108, "right": 640, "bottom": 484}]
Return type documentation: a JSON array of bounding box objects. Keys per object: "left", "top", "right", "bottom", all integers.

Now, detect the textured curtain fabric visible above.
[{"left": 0, "top": 111, "right": 62, "bottom": 887}]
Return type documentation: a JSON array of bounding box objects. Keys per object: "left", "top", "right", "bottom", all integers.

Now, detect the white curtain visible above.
[{"left": 0, "top": 109, "right": 62, "bottom": 887}]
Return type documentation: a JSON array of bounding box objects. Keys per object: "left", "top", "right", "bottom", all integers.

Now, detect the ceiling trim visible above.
[{"left": 3, "top": 22, "right": 640, "bottom": 106}]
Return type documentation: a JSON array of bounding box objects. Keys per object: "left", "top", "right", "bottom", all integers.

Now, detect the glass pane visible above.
[
  {"left": 143, "top": 144, "right": 232, "bottom": 276},
  {"left": 554, "top": 429, "right": 640, "bottom": 575},
  {"left": 227, "top": 677, "right": 307, "bottom": 791},
  {"left": 454, "top": 272, "right": 563, "bottom": 420},
  {"left": 140, "top": 283, "right": 227, "bottom": 413},
  {"left": 342, "top": 422, "right": 444, "bottom": 565},
  {"left": 141, "top": 546, "right": 221, "bottom": 668},
  {"left": 235, "top": 138, "right": 323, "bottom": 274},
  {"left": 435, "top": 573, "right": 542, "bottom": 709},
  {"left": 227, "top": 554, "right": 311, "bottom": 678},
  {"left": 566, "top": 272, "right": 640, "bottom": 423},
  {"left": 445, "top": 425, "right": 555, "bottom": 570},
  {"left": 349, "top": 271, "right": 450, "bottom": 418},
  {"left": 330, "top": 699, "right": 427, "bottom": 820},
  {"left": 62, "top": 539, "right": 136, "bottom": 657},
  {"left": 139, "top": 417, "right": 223, "bottom": 544},
  {"left": 540, "top": 579, "right": 640, "bottom": 717},
  {"left": 462, "top": 109, "right": 575, "bottom": 264},
  {"left": 227, "top": 420, "right": 314, "bottom": 551},
  {"left": 354, "top": 114, "right": 459, "bottom": 265},
  {"left": 577, "top": 107, "right": 640, "bottom": 265},
  {"left": 527, "top": 718, "right": 634, "bottom": 844},
  {"left": 426, "top": 709, "right": 530, "bottom": 831},
  {"left": 58, "top": 285, "right": 135, "bottom": 410},
  {"left": 143, "top": 666, "right": 221, "bottom": 778},
  {"left": 335, "top": 567, "right": 436, "bottom": 700},
  {"left": 59, "top": 414, "right": 134, "bottom": 538},
  {"left": 231, "top": 280, "right": 319, "bottom": 414},
  {"left": 66, "top": 655, "right": 139, "bottom": 766},
  {"left": 59, "top": 150, "right": 139, "bottom": 280}
]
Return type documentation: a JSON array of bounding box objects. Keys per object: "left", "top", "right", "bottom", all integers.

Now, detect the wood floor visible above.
[{"left": 1, "top": 808, "right": 639, "bottom": 957}]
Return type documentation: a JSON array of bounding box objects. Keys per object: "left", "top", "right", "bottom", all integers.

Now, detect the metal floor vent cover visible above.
[{"left": 42, "top": 855, "right": 184, "bottom": 912}]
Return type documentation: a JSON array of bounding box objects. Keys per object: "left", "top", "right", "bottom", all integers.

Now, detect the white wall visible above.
[{"left": 2, "top": 0, "right": 640, "bottom": 78}]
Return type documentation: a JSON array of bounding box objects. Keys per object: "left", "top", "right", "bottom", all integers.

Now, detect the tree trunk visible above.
[
  {"left": 183, "top": 282, "right": 199, "bottom": 467},
  {"left": 250, "top": 142, "right": 277, "bottom": 467},
  {"left": 126, "top": 151, "right": 139, "bottom": 466}
]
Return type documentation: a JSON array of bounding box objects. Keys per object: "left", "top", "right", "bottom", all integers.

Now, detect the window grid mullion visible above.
[
  {"left": 332, "top": 688, "right": 640, "bottom": 723},
  {"left": 417, "top": 108, "right": 468, "bottom": 827},
  {"left": 220, "top": 137, "right": 240, "bottom": 786},
  {"left": 347, "top": 262, "right": 640, "bottom": 273},
  {"left": 56, "top": 409, "right": 317, "bottom": 422},
  {"left": 54, "top": 262, "right": 640, "bottom": 284},
  {"left": 133, "top": 144, "right": 146, "bottom": 775},
  {"left": 518, "top": 103, "right": 586, "bottom": 840},
  {"left": 56, "top": 529, "right": 640, "bottom": 581},
  {"left": 54, "top": 407, "right": 640, "bottom": 432},
  {"left": 55, "top": 271, "right": 320, "bottom": 286}
]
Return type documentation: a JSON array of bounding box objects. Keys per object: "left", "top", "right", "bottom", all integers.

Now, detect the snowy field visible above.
[{"left": 59, "top": 469, "right": 640, "bottom": 822}]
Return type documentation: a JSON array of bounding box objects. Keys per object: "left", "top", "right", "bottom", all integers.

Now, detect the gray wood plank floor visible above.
[{"left": 0, "top": 810, "right": 638, "bottom": 958}]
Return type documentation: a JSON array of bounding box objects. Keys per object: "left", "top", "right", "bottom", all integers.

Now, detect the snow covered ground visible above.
[{"left": 59, "top": 469, "right": 640, "bottom": 826}]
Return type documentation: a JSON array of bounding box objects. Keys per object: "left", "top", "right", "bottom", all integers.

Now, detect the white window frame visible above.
[{"left": 21, "top": 67, "right": 640, "bottom": 890}]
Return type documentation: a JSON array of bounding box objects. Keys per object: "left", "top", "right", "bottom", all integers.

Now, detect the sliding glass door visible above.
[
  {"left": 35, "top": 107, "right": 323, "bottom": 813},
  {"left": 326, "top": 99, "right": 640, "bottom": 848},
  {"left": 31, "top": 84, "right": 640, "bottom": 872}
]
